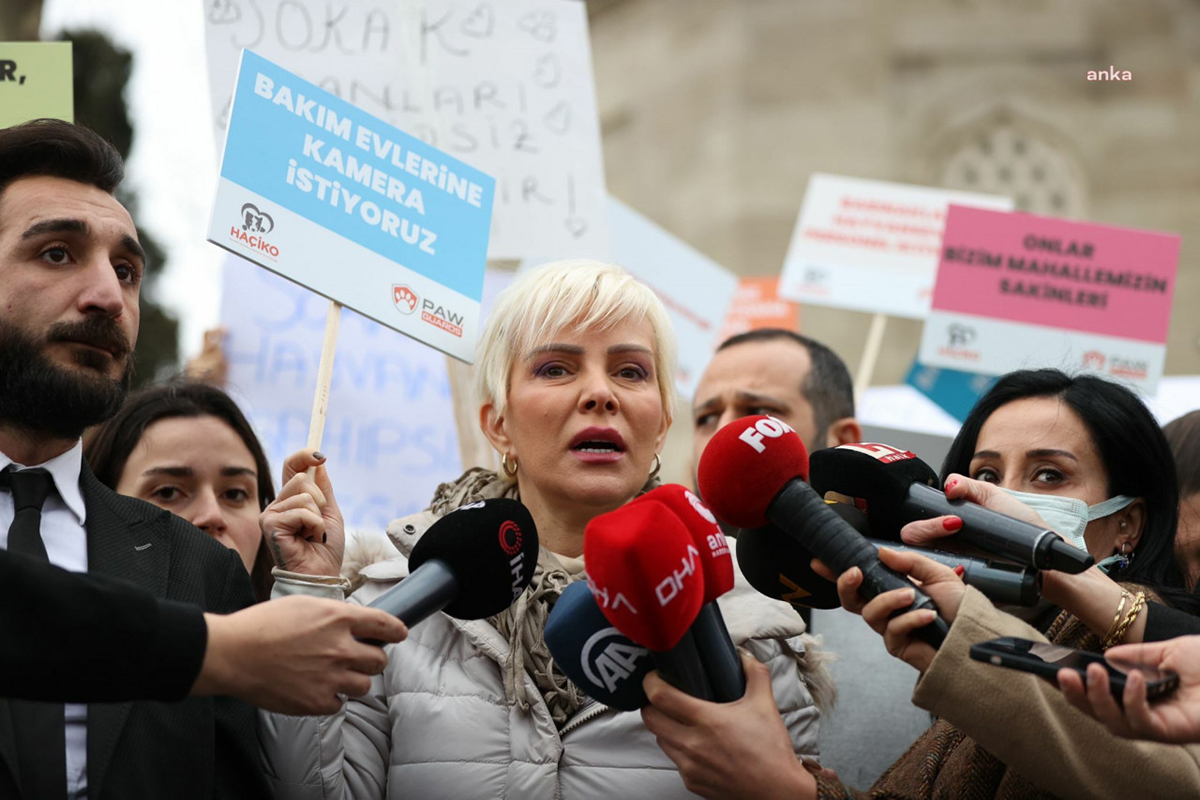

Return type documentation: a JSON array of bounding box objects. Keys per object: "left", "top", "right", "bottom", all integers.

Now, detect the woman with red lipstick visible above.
[{"left": 256, "top": 260, "right": 832, "bottom": 799}]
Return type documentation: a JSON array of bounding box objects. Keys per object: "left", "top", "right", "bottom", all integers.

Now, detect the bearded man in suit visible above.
[{"left": 0, "top": 118, "right": 269, "bottom": 799}]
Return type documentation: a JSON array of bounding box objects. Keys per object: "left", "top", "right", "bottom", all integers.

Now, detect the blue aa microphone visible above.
[{"left": 546, "top": 581, "right": 653, "bottom": 711}]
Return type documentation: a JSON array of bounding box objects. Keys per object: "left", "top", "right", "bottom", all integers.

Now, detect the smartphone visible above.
[{"left": 969, "top": 637, "right": 1178, "bottom": 704}]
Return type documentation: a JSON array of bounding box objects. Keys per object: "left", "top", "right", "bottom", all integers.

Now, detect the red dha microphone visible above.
[
  {"left": 630, "top": 485, "right": 744, "bottom": 701},
  {"left": 697, "top": 415, "right": 949, "bottom": 648},
  {"left": 584, "top": 499, "right": 715, "bottom": 699}
]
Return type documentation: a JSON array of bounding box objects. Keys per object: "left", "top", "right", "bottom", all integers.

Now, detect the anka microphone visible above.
[
  {"left": 864, "top": 539, "right": 1043, "bottom": 607},
  {"left": 545, "top": 581, "right": 652, "bottom": 710},
  {"left": 632, "top": 485, "right": 745, "bottom": 702},
  {"left": 697, "top": 415, "right": 949, "bottom": 648},
  {"left": 367, "top": 498, "right": 539, "bottom": 626},
  {"left": 584, "top": 499, "right": 714, "bottom": 700},
  {"left": 808, "top": 444, "right": 1092, "bottom": 574}
]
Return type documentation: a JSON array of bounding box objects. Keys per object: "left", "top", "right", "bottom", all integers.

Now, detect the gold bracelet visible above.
[
  {"left": 1105, "top": 591, "right": 1147, "bottom": 650},
  {"left": 1102, "top": 590, "right": 1132, "bottom": 648}
]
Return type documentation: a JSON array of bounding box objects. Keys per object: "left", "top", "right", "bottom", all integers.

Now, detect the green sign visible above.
[{"left": 0, "top": 42, "right": 73, "bottom": 127}]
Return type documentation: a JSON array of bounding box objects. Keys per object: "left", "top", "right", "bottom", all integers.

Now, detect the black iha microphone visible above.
[
  {"left": 808, "top": 444, "right": 1092, "bottom": 574},
  {"left": 367, "top": 498, "right": 539, "bottom": 626}
]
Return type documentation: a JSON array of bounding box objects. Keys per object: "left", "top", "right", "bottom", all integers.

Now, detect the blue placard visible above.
[
  {"left": 219, "top": 50, "right": 493, "bottom": 302},
  {"left": 906, "top": 362, "right": 997, "bottom": 423}
]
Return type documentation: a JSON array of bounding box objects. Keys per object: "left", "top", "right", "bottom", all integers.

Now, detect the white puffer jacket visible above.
[{"left": 261, "top": 473, "right": 832, "bottom": 800}]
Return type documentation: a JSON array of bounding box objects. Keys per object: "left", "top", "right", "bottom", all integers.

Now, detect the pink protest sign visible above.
[
  {"left": 932, "top": 205, "right": 1178, "bottom": 342},
  {"left": 918, "top": 206, "right": 1180, "bottom": 392}
]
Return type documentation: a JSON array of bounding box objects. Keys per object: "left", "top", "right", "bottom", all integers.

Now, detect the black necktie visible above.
[
  {"left": 3, "top": 467, "right": 54, "bottom": 559},
  {"left": 3, "top": 467, "right": 68, "bottom": 800}
]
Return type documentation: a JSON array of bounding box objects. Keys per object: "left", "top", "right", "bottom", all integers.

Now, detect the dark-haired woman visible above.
[
  {"left": 940, "top": 369, "right": 1195, "bottom": 600},
  {"left": 85, "top": 381, "right": 275, "bottom": 602}
]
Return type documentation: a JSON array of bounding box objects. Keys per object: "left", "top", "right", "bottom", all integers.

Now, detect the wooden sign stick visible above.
[
  {"left": 306, "top": 299, "right": 342, "bottom": 478},
  {"left": 854, "top": 312, "right": 888, "bottom": 399}
]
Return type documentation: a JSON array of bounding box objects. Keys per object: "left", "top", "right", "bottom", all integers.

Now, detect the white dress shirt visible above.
[{"left": 1, "top": 443, "right": 90, "bottom": 799}]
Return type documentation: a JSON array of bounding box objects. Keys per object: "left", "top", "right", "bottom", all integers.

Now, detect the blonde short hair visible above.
[{"left": 475, "top": 259, "right": 678, "bottom": 416}]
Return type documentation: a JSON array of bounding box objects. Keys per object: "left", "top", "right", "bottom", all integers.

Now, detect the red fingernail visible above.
[
  {"left": 946, "top": 478, "right": 958, "bottom": 492},
  {"left": 954, "top": 565, "right": 965, "bottom": 577},
  {"left": 943, "top": 517, "right": 963, "bottom": 532}
]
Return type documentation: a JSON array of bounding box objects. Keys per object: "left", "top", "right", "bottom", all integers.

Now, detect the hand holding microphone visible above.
[{"left": 697, "top": 415, "right": 949, "bottom": 648}]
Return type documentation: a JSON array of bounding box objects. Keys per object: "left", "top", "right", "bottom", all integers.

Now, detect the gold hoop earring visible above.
[
  {"left": 501, "top": 453, "right": 518, "bottom": 477},
  {"left": 649, "top": 453, "right": 661, "bottom": 481}
]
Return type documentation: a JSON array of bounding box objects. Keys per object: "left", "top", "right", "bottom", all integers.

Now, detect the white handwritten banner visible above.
[
  {"left": 204, "top": 0, "right": 610, "bottom": 262},
  {"left": 220, "top": 256, "right": 462, "bottom": 530}
]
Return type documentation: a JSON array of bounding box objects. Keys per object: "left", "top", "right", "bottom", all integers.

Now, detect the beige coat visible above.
[
  {"left": 816, "top": 587, "right": 1200, "bottom": 799},
  {"left": 914, "top": 587, "right": 1200, "bottom": 799}
]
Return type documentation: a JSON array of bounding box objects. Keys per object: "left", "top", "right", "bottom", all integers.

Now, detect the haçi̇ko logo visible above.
[
  {"left": 937, "top": 323, "right": 981, "bottom": 362},
  {"left": 229, "top": 203, "right": 280, "bottom": 259},
  {"left": 948, "top": 324, "right": 976, "bottom": 348},
  {"left": 393, "top": 285, "right": 418, "bottom": 315},
  {"left": 1082, "top": 350, "right": 1106, "bottom": 370}
]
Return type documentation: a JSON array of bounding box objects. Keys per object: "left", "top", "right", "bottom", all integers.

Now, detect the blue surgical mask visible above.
[{"left": 998, "top": 488, "right": 1135, "bottom": 561}]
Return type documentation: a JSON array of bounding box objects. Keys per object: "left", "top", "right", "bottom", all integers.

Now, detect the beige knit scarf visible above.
[{"left": 489, "top": 548, "right": 589, "bottom": 728}]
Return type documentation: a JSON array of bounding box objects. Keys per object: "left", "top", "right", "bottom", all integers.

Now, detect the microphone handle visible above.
[
  {"left": 866, "top": 539, "right": 1043, "bottom": 607},
  {"left": 366, "top": 559, "right": 460, "bottom": 626},
  {"left": 770, "top": 480, "right": 948, "bottom": 648},
  {"left": 903, "top": 484, "right": 1092, "bottom": 574},
  {"left": 690, "top": 602, "right": 745, "bottom": 702},
  {"left": 654, "top": 628, "right": 716, "bottom": 701}
]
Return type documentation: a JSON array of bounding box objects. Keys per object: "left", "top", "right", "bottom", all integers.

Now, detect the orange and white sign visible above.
[{"left": 717, "top": 277, "right": 799, "bottom": 344}]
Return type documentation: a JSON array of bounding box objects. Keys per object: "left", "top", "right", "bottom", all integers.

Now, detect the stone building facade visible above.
[{"left": 590, "top": 0, "right": 1200, "bottom": 388}]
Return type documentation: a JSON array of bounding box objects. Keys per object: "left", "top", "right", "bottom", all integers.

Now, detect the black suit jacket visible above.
[
  {"left": 0, "top": 547, "right": 207, "bottom": 702},
  {"left": 0, "top": 464, "right": 270, "bottom": 799}
]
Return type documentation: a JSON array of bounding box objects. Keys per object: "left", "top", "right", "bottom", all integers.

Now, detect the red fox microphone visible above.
[
  {"left": 631, "top": 485, "right": 745, "bottom": 702},
  {"left": 698, "top": 415, "right": 949, "bottom": 648},
  {"left": 584, "top": 499, "right": 715, "bottom": 700}
]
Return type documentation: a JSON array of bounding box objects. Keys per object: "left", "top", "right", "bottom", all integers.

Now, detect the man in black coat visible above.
[
  {"left": 0, "top": 118, "right": 407, "bottom": 799},
  {"left": 0, "top": 547, "right": 406, "bottom": 712}
]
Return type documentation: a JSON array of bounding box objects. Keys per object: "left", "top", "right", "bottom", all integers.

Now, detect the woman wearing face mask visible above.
[
  {"left": 85, "top": 382, "right": 275, "bottom": 602},
  {"left": 641, "top": 369, "right": 1200, "bottom": 800},
  {"left": 922, "top": 369, "right": 1200, "bottom": 647}
]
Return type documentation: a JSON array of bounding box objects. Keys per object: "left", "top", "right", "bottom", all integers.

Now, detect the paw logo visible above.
[{"left": 393, "top": 285, "right": 418, "bottom": 315}]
